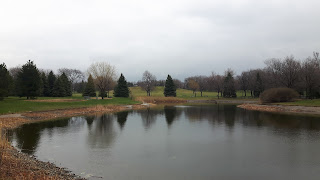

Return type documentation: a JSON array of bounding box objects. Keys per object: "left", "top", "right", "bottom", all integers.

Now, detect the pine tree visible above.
[
  {"left": 0, "top": 63, "right": 11, "bottom": 100},
  {"left": 47, "top": 71, "right": 56, "bottom": 97},
  {"left": 83, "top": 74, "right": 96, "bottom": 97},
  {"left": 17, "top": 60, "right": 41, "bottom": 99},
  {"left": 52, "top": 76, "right": 66, "bottom": 97},
  {"left": 40, "top": 72, "right": 50, "bottom": 97},
  {"left": 223, "top": 72, "right": 237, "bottom": 98},
  {"left": 60, "top": 73, "right": 72, "bottom": 96},
  {"left": 164, "top": 74, "right": 176, "bottom": 97},
  {"left": 114, "top": 73, "right": 129, "bottom": 97},
  {"left": 254, "top": 72, "right": 263, "bottom": 98}
]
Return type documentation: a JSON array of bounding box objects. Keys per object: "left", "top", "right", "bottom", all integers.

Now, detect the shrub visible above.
[{"left": 260, "top": 88, "right": 299, "bottom": 104}]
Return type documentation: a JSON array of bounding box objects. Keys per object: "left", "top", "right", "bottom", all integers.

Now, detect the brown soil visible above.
[
  {"left": 238, "top": 104, "right": 320, "bottom": 115},
  {"left": 0, "top": 104, "right": 146, "bottom": 180}
]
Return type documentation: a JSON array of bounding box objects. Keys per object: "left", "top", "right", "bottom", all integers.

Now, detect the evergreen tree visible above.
[
  {"left": 114, "top": 73, "right": 129, "bottom": 97},
  {"left": 0, "top": 63, "right": 11, "bottom": 100},
  {"left": 47, "top": 71, "right": 56, "bottom": 97},
  {"left": 17, "top": 60, "right": 41, "bottom": 99},
  {"left": 75, "top": 80, "right": 86, "bottom": 93},
  {"left": 41, "top": 72, "right": 50, "bottom": 96},
  {"left": 60, "top": 73, "right": 72, "bottom": 96},
  {"left": 164, "top": 74, "right": 176, "bottom": 97},
  {"left": 254, "top": 72, "right": 263, "bottom": 98},
  {"left": 223, "top": 72, "right": 237, "bottom": 98},
  {"left": 52, "top": 76, "right": 66, "bottom": 97},
  {"left": 83, "top": 74, "right": 96, "bottom": 97}
]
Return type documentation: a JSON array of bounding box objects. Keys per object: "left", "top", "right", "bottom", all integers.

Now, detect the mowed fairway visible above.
[
  {"left": 129, "top": 86, "right": 255, "bottom": 100},
  {"left": 0, "top": 87, "right": 257, "bottom": 115},
  {"left": 0, "top": 95, "right": 139, "bottom": 115}
]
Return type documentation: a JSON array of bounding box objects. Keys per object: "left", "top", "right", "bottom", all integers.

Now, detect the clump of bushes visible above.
[{"left": 260, "top": 88, "right": 299, "bottom": 104}]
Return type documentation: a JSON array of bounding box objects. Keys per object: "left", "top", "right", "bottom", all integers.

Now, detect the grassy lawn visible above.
[
  {"left": 0, "top": 96, "right": 139, "bottom": 115},
  {"left": 130, "top": 86, "right": 256, "bottom": 100},
  {"left": 0, "top": 87, "right": 258, "bottom": 115},
  {"left": 278, "top": 99, "right": 320, "bottom": 107}
]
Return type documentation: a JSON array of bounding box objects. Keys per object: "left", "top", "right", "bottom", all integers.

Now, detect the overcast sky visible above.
[{"left": 1, "top": 0, "right": 320, "bottom": 81}]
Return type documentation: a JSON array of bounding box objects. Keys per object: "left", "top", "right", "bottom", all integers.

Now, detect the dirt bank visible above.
[
  {"left": 238, "top": 104, "right": 320, "bottom": 115},
  {"left": 0, "top": 104, "right": 146, "bottom": 180}
]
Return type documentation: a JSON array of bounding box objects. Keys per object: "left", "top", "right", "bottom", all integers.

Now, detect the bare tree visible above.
[
  {"left": 173, "top": 79, "right": 184, "bottom": 89},
  {"left": 186, "top": 79, "right": 199, "bottom": 97},
  {"left": 302, "top": 53, "right": 320, "bottom": 98},
  {"left": 87, "top": 62, "right": 117, "bottom": 99},
  {"left": 140, "top": 70, "right": 156, "bottom": 96},
  {"left": 265, "top": 56, "right": 301, "bottom": 89},
  {"left": 58, "top": 68, "right": 85, "bottom": 92},
  {"left": 193, "top": 76, "right": 208, "bottom": 97},
  {"left": 238, "top": 71, "right": 250, "bottom": 97},
  {"left": 9, "top": 66, "right": 22, "bottom": 80},
  {"left": 210, "top": 72, "right": 224, "bottom": 98}
]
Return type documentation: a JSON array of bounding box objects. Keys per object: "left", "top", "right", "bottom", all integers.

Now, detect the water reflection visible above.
[
  {"left": 9, "top": 105, "right": 320, "bottom": 160},
  {"left": 164, "top": 106, "right": 177, "bottom": 127},
  {"left": 14, "top": 119, "right": 69, "bottom": 154},
  {"left": 87, "top": 114, "right": 116, "bottom": 149},
  {"left": 8, "top": 105, "right": 320, "bottom": 180},
  {"left": 138, "top": 108, "right": 162, "bottom": 130},
  {"left": 116, "top": 111, "right": 129, "bottom": 130},
  {"left": 85, "top": 116, "right": 95, "bottom": 127}
]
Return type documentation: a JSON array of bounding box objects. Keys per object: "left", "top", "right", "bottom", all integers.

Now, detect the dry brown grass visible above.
[{"left": 136, "top": 97, "right": 187, "bottom": 104}]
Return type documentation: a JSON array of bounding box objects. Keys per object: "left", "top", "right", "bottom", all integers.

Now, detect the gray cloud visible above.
[{"left": 1, "top": 0, "right": 320, "bottom": 81}]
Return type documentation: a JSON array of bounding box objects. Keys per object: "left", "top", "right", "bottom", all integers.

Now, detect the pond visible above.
[{"left": 8, "top": 105, "right": 320, "bottom": 180}]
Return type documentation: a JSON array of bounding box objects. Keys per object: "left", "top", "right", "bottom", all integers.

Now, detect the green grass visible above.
[
  {"left": 0, "top": 87, "right": 257, "bottom": 115},
  {"left": 0, "top": 96, "right": 139, "bottom": 115},
  {"left": 278, "top": 99, "right": 320, "bottom": 107},
  {"left": 129, "top": 86, "right": 256, "bottom": 100}
]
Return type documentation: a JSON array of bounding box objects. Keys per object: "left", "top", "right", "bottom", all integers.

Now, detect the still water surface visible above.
[{"left": 8, "top": 105, "right": 320, "bottom": 180}]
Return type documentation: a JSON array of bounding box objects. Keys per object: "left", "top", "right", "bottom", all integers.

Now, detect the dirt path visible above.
[{"left": 238, "top": 104, "right": 320, "bottom": 115}]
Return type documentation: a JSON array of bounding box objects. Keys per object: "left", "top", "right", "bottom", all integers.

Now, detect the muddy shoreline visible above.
[
  {"left": 0, "top": 104, "right": 146, "bottom": 180},
  {"left": 238, "top": 103, "right": 320, "bottom": 116}
]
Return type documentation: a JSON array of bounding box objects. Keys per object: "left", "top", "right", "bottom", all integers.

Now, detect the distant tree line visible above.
[
  {"left": 138, "top": 52, "right": 320, "bottom": 99},
  {"left": 1, "top": 52, "right": 319, "bottom": 100}
]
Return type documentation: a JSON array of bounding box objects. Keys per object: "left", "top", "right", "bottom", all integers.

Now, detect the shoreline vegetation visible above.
[{"left": 1, "top": 87, "right": 320, "bottom": 179}]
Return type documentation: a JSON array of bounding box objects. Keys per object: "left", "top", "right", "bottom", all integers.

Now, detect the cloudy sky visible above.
[{"left": 1, "top": 0, "right": 320, "bottom": 81}]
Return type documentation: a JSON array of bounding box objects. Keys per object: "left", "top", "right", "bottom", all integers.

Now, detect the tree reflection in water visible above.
[
  {"left": 138, "top": 108, "right": 161, "bottom": 130},
  {"left": 13, "top": 118, "right": 70, "bottom": 154},
  {"left": 10, "top": 104, "right": 320, "bottom": 157},
  {"left": 164, "top": 106, "right": 177, "bottom": 127},
  {"left": 116, "top": 111, "right": 129, "bottom": 130},
  {"left": 87, "top": 114, "right": 116, "bottom": 149}
]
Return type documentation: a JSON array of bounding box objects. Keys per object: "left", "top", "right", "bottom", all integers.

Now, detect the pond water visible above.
[{"left": 8, "top": 105, "right": 320, "bottom": 180}]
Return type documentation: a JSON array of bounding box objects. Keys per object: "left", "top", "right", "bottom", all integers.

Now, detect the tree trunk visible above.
[
  {"left": 201, "top": 91, "right": 203, "bottom": 97},
  {"left": 244, "top": 90, "right": 247, "bottom": 97}
]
